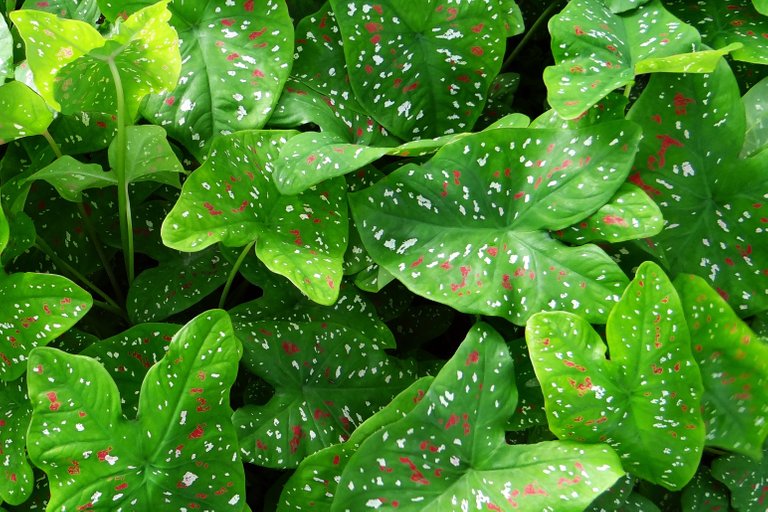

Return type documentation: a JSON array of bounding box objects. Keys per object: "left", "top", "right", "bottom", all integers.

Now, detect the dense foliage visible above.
[{"left": 0, "top": 0, "right": 766, "bottom": 510}]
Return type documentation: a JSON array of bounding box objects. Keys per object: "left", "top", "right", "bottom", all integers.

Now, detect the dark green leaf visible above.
[
  {"left": 681, "top": 467, "right": 732, "bottom": 512},
  {"left": 712, "top": 447, "right": 768, "bottom": 512},
  {"left": 27, "top": 156, "right": 116, "bottom": 202},
  {"left": 48, "top": 111, "right": 118, "bottom": 155}
]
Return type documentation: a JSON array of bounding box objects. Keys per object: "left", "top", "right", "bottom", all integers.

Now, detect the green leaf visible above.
[
  {"left": 0, "top": 272, "right": 92, "bottom": 381},
  {"left": 681, "top": 467, "right": 731, "bottom": 512},
  {"left": 350, "top": 121, "right": 640, "bottom": 325},
  {"left": 634, "top": 43, "right": 743, "bottom": 75},
  {"left": 627, "top": 59, "right": 768, "bottom": 316},
  {"left": 0, "top": 377, "right": 33, "bottom": 505},
  {"left": 0, "top": 202, "right": 8, "bottom": 258},
  {"left": 712, "top": 447, "right": 768, "bottom": 511},
  {"left": 48, "top": 111, "right": 118, "bottom": 155},
  {"left": 526, "top": 261, "right": 705, "bottom": 490},
  {"left": 110, "top": 125, "right": 182, "bottom": 187},
  {"left": 20, "top": 0, "right": 100, "bottom": 24},
  {"left": 0, "top": 81, "right": 54, "bottom": 144},
  {"left": 604, "top": 0, "right": 652, "bottom": 13},
  {"left": 0, "top": 14, "right": 12, "bottom": 82},
  {"left": 161, "top": 130, "right": 348, "bottom": 306},
  {"left": 330, "top": 0, "right": 508, "bottom": 139},
  {"left": 742, "top": 75, "right": 768, "bottom": 158},
  {"left": 127, "top": 246, "right": 231, "bottom": 323},
  {"left": 26, "top": 156, "right": 116, "bottom": 202},
  {"left": 544, "top": 0, "right": 701, "bottom": 119},
  {"left": 333, "top": 323, "right": 624, "bottom": 511},
  {"left": 675, "top": 273, "right": 768, "bottom": 458},
  {"left": 26, "top": 310, "right": 246, "bottom": 511}
]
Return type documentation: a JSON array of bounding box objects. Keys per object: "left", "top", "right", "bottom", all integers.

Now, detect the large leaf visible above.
[
  {"left": 711, "top": 447, "right": 768, "bottom": 512},
  {"left": 20, "top": 0, "right": 100, "bottom": 24},
  {"left": 161, "top": 130, "right": 348, "bottom": 306},
  {"left": 675, "top": 273, "right": 768, "bottom": 458},
  {"left": 0, "top": 81, "right": 53, "bottom": 144},
  {"left": 350, "top": 121, "right": 641, "bottom": 325},
  {"left": 742, "top": 75, "right": 768, "bottom": 158},
  {"left": 0, "top": 377, "right": 33, "bottom": 505},
  {"left": 544, "top": 0, "right": 700, "bottom": 119},
  {"left": 329, "top": 0, "right": 508, "bottom": 139},
  {"left": 25, "top": 310, "right": 245, "bottom": 511},
  {"left": 627, "top": 59, "right": 768, "bottom": 316},
  {"left": 526, "top": 261, "right": 705, "bottom": 489},
  {"left": 333, "top": 323, "right": 624, "bottom": 511}
]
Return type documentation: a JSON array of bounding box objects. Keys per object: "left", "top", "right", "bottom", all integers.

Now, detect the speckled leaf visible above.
[
  {"left": 21, "top": 0, "right": 100, "bottom": 24},
  {"left": 605, "top": 0, "right": 652, "bottom": 13},
  {"left": 162, "top": 130, "right": 348, "bottom": 306},
  {"left": 531, "top": 93, "right": 629, "bottom": 130},
  {"left": 333, "top": 322, "right": 624, "bottom": 511},
  {"left": 742, "top": 75, "right": 768, "bottom": 158},
  {"left": 350, "top": 122, "right": 640, "bottom": 325},
  {"left": 712, "top": 448, "right": 768, "bottom": 511},
  {"left": 109, "top": 125, "right": 182, "bottom": 188},
  {"left": 47, "top": 111, "right": 118, "bottom": 155},
  {"left": 11, "top": 1, "right": 180, "bottom": 116},
  {"left": 127, "top": 246, "right": 231, "bottom": 323},
  {"left": 544, "top": 0, "right": 700, "bottom": 119},
  {"left": 0, "top": 14, "right": 10, "bottom": 82},
  {"left": 681, "top": 468, "right": 731, "bottom": 512},
  {"left": 674, "top": 273, "right": 768, "bottom": 458},
  {"left": 505, "top": 338, "right": 546, "bottom": 431},
  {"left": 584, "top": 474, "right": 634, "bottom": 512},
  {"left": 668, "top": 0, "right": 768, "bottom": 65},
  {"left": 277, "top": 377, "right": 434, "bottom": 511},
  {"left": 627, "top": 59, "right": 768, "bottom": 316},
  {"left": 554, "top": 183, "right": 664, "bottom": 244},
  {"left": 25, "top": 310, "right": 245, "bottom": 511},
  {"left": 26, "top": 156, "right": 116, "bottom": 202},
  {"left": 0, "top": 81, "right": 53, "bottom": 144},
  {"left": 0, "top": 377, "right": 33, "bottom": 505},
  {"left": 0, "top": 272, "right": 92, "bottom": 381},
  {"left": 634, "top": 43, "right": 743, "bottom": 75},
  {"left": 526, "top": 261, "right": 705, "bottom": 490},
  {"left": 231, "top": 286, "right": 417, "bottom": 468},
  {"left": 476, "top": 72, "right": 520, "bottom": 130},
  {"left": 80, "top": 323, "right": 179, "bottom": 418},
  {"left": 330, "top": 0, "right": 508, "bottom": 139}
]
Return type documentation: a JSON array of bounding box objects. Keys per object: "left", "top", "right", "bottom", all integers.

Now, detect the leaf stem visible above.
[
  {"left": 92, "top": 299, "right": 128, "bottom": 319},
  {"left": 502, "top": 0, "right": 565, "bottom": 71},
  {"left": 624, "top": 81, "right": 634, "bottom": 99},
  {"left": 218, "top": 241, "right": 255, "bottom": 309},
  {"left": 108, "top": 58, "right": 135, "bottom": 285},
  {"left": 41, "top": 130, "right": 63, "bottom": 159}
]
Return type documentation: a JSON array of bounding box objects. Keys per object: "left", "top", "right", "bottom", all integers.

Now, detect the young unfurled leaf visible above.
[
  {"left": 526, "top": 261, "right": 705, "bottom": 490},
  {"left": 26, "top": 310, "right": 245, "bottom": 511},
  {"left": 109, "top": 125, "right": 182, "bottom": 188},
  {"left": 711, "top": 447, "right": 768, "bottom": 511},
  {"left": 162, "top": 130, "right": 348, "bottom": 306},
  {"left": 0, "top": 377, "right": 33, "bottom": 505},
  {"left": 350, "top": 121, "right": 640, "bottom": 325},
  {"left": 333, "top": 322, "right": 624, "bottom": 511},
  {"left": 544, "top": 0, "right": 700, "bottom": 119},
  {"left": 675, "top": 273, "right": 768, "bottom": 458},
  {"left": 0, "top": 82, "right": 53, "bottom": 144},
  {"left": 627, "top": 59, "right": 768, "bottom": 316}
]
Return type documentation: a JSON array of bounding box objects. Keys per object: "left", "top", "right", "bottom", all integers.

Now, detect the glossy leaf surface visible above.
[
  {"left": 742, "top": 75, "right": 768, "bottom": 158},
  {"left": 0, "top": 82, "right": 53, "bottom": 144},
  {"left": 109, "top": 125, "right": 182, "bottom": 187},
  {"left": 27, "top": 156, "right": 115, "bottom": 202},
  {"left": 0, "top": 377, "right": 33, "bottom": 505}
]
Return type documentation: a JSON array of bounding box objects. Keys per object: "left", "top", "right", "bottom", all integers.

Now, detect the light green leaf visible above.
[
  {"left": 634, "top": 43, "right": 743, "bottom": 74},
  {"left": 0, "top": 377, "right": 33, "bottom": 505},
  {"left": 109, "top": 125, "right": 182, "bottom": 187},
  {"left": 742, "top": 75, "right": 768, "bottom": 158},
  {"left": 26, "top": 156, "right": 116, "bottom": 202},
  {"left": 0, "top": 14, "right": 11, "bottom": 82},
  {"left": 0, "top": 81, "right": 54, "bottom": 143}
]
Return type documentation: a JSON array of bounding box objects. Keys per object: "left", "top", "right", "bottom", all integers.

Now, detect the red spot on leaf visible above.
[
  {"left": 244, "top": 0, "right": 254, "bottom": 12},
  {"left": 603, "top": 215, "right": 627, "bottom": 226},
  {"left": 365, "top": 22, "right": 383, "bottom": 33},
  {"left": 466, "top": 351, "right": 480, "bottom": 366},
  {"left": 471, "top": 23, "right": 484, "bottom": 33},
  {"left": 188, "top": 424, "right": 205, "bottom": 439},
  {"left": 226, "top": 53, "right": 239, "bottom": 61},
  {"left": 470, "top": 46, "right": 484, "bottom": 56},
  {"left": 282, "top": 341, "right": 300, "bottom": 355},
  {"left": 289, "top": 426, "right": 304, "bottom": 453},
  {"left": 221, "top": 18, "right": 235, "bottom": 27},
  {"left": 203, "top": 202, "right": 223, "bottom": 216}
]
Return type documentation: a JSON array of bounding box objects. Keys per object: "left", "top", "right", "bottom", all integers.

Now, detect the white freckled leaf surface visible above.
[
  {"left": 350, "top": 121, "right": 640, "bottom": 325},
  {"left": 627, "top": 60, "right": 768, "bottom": 316},
  {"left": 0, "top": 14, "right": 11, "bottom": 82},
  {"left": 0, "top": 377, "right": 33, "bottom": 505},
  {"left": 680, "top": 467, "right": 731, "bottom": 512},
  {"left": 27, "top": 156, "right": 116, "bottom": 203},
  {"left": 741, "top": 75, "right": 768, "bottom": 158},
  {"left": 526, "top": 261, "right": 705, "bottom": 490},
  {"left": 25, "top": 310, "right": 245, "bottom": 511},
  {"left": 544, "top": 0, "right": 701, "bottom": 119},
  {"left": 604, "top": 0, "right": 653, "bottom": 13},
  {"left": 674, "top": 273, "right": 768, "bottom": 458},
  {"left": 333, "top": 322, "right": 624, "bottom": 511},
  {"left": 161, "top": 130, "right": 348, "bottom": 306},
  {"left": 110, "top": 125, "right": 183, "bottom": 188},
  {"left": 22, "top": 0, "right": 101, "bottom": 24},
  {"left": 711, "top": 447, "right": 768, "bottom": 511},
  {"left": 0, "top": 82, "right": 54, "bottom": 144}
]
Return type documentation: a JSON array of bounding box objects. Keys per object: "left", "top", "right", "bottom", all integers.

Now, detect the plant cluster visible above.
[{"left": 0, "top": 0, "right": 766, "bottom": 510}]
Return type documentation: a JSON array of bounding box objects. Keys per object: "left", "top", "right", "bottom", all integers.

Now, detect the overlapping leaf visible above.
[
  {"left": 333, "top": 322, "right": 624, "bottom": 511},
  {"left": 162, "top": 130, "right": 348, "bottom": 305},
  {"left": 27, "top": 156, "right": 115, "bottom": 202},
  {"left": 0, "top": 14, "right": 10, "bottom": 82},
  {"left": 526, "top": 262, "right": 705, "bottom": 489},
  {"left": 675, "top": 273, "right": 768, "bottom": 458},
  {"left": 742, "top": 75, "right": 768, "bottom": 158},
  {"left": 350, "top": 121, "right": 641, "bottom": 325},
  {"left": 110, "top": 125, "right": 182, "bottom": 188},
  {"left": 711, "top": 447, "right": 768, "bottom": 511},
  {"left": 680, "top": 468, "right": 731, "bottom": 512},
  {"left": 330, "top": 0, "right": 508, "bottom": 139},
  {"left": 0, "top": 82, "right": 52, "bottom": 144},
  {"left": 627, "top": 59, "right": 768, "bottom": 316},
  {"left": 0, "top": 377, "right": 33, "bottom": 505},
  {"left": 21, "top": 0, "right": 100, "bottom": 24},
  {"left": 544, "top": 0, "right": 701, "bottom": 119},
  {"left": 25, "top": 310, "right": 245, "bottom": 511}
]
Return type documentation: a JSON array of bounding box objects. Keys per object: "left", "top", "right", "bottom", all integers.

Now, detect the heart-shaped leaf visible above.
[
  {"left": 526, "top": 261, "right": 705, "bottom": 490},
  {"left": 162, "top": 130, "right": 348, "bottom": 306},
  {"left": 0, "top": 81, "right": 53, "bottom": 144},
  {"left": 329, "top": 0, "right": 508, "bottom": 139},
  {"left": 742, "top": 75, "right": 768, "bottom": 158},
  {"left": 627, "top": 59, "right": 768, "bottom": 316},
  {"left": 109, "top": 125, "right": 182, "bottom": 187},
  {"left": 26, "top": 310, "right": 245, "bottom": 511},
  {"left": 0, "top": 377, "right": 33, "bottom": 505},
  {"left": 27, "top": 156, "right": 116, "bottom": 202},
  {"left": 544, "top": 0, "right": 701, "bottom": 119},
  {"left": 681, "top": 467, "right": 731, "bottom": 512},
  {"left": 674, "top": 273, "right": 768, "bottom": 458},
  {"left": 333, "top": 322, "right": 624, "bottom": 511},
  {"left": 711, "top": 447, "right": 768, "bottom": 512},
  {"left": 350, "top": 121, "right": 641, "bottom": 325}
]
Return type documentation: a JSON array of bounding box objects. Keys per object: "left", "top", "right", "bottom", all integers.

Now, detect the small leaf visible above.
[
  {"left": 109, "top": 125, "right": 182, "bottom": 187},
  {"left": 0, "top": 82, "right": 54, "bottom": 144},
  {"left": 26, "top": 156, "right": 116, "bottom": 202},
  {"left": 634, "top": 43, "right": 743, "bottom": 74},
  {"left": 681, "top": 467, "right": 731, "bottom": 512},
  {"left": 711, "top": 447, "right": 768, "bottom": 511},
  {"left": 0, "top": 377, "right": 33, "bottom": 505}
]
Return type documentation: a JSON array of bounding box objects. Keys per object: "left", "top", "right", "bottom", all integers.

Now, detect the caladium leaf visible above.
[
  {"left": 604, "top": 0, "right": 652, "bottom": 13},
  {"left": 0, "top": 81, "right": 53, "bottom": 144},
  {"left": 634, "top": 43, "right": 744, "bottom": 75},
  {"left": 742, "top": 75, "right": 768, "bottom": 158},
  {"left": 674, "top": 273, "right": 768, "bottom": 458},
  {"left": 26, "top": 310, "right": 246, "bottom": 511},
  {"left": 0, "top": 377, "right": 33, "bottom": 505},
  {"left": 544, "top": 0, "right": 701, "bottom": 119},
  {"left": 278, "top": 377, "right": 434, "bottom": 511},
  {"left": 681, "top": 467, "right": 731, "bottom": 512},
  {"left": 109, "top": 125, "right": 182, "bottom": 188},
  {"left": 11, "top": 1, "right": 181, "bottom": 116},
  {"left": 26, "top": 156, "right": 116, "bottom": 202},
  {"left": 627, "top": 59, "right": 768, "bottom": 316},
  {"left": 668, "top": 0, "right": 768, "bottom": 65},
  {"left": 711, "top": 448, "right": 768, "bottom": 511},
  {"left": 48, "top": 111, "right": 118, "bottom": 155},
  {"left": 21, "top": 0, "right": 100, "bottom": 24},
  {"left": 526, "top": 261, "right": 706, "bottom": 490},
  {"left": 0, "top": 201, "right": 8, "bottom": 257},
  {"left": 350, "top": 121, "right": 641, "bottom": 325},
  {"left": 333, "top": 322, "right": 624, "bottom": 511},
  {"left": 162, "top": 130, "right": 348, "bottom": 306},
  {"left": 756, "top": 0, "right": 768, "bottom": 14},
  {"left": 0, "top": 14, "right": 10, "bottom": 82},
  {"left": 329, "top": 0, "right": 508, "bottom": 139}
]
